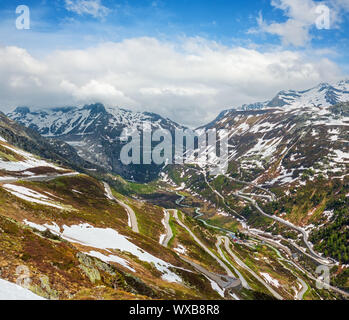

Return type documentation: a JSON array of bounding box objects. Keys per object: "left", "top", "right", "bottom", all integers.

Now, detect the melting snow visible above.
[
  {"left": 261, "top": 273, "right": 281, "bottom": 288},
  {"left": 243, "top": 136, "right": 283, "bottom": 160},
  {"left": 217, "top": 210, "right": 229, "bottom": 217},
  {"left": 0, "top": 278, "right": 45, "bottom": 300},
  {"left": 23, "top": 221, "right": 182, "bottom": 283},
  {"left": 87, "top": 251, "right": 136, "bottom": 272},
  {"left": 3, "top": 184, "right": 65, "bottom": 209},
  {"left": 331, "top": 150, "right": 349, "bottom": 163},
  {"left": 323, "top": 210, "right": 334, "bottom": 221},
  {"left": 204, "top": 276, "right": 225, "bottom": 298},
  {"left": 174, "top": 244, "right": 187, "bottom": 255},
  {"left": 0, "top": 143, "right": 61, "bottom": 172}
]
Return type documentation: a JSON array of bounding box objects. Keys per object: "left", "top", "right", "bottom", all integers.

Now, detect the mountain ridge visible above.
[
  {"left": 8, "top": 103, "right": 185, "bottom": 182},
  {"left": 204, "top": 80, "right": 349, "bottom": 126},
  {"left": 7, "top": 80, "right": 349, "bottom": 182}
]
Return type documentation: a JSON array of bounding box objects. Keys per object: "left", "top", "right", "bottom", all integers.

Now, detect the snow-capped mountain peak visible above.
[
  {"left": 8, "top": 104, "right": 182, "bottom": 138},
  {"left": 234, "top": 80, "right": 349, "bottom": 112},
  {"left": 8, "top": 103, "right": 184, "bottom": 181}
]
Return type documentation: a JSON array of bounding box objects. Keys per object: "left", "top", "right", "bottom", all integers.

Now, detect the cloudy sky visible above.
[{"left": 0, "top": 0, "right": 348, "bottom": 127}]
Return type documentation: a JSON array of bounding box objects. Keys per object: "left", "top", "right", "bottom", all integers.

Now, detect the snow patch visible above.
[
  {"left": 174, "top": 244, "right": 187, "bottom": 255},
  {"left": 87, "top": 251, "right": 136, "bottom": 272},
  {"left": 3, "top": 184, "right": 65, "bottom": 209},
  {"left": 0, "top": 278, "right": 45, "bottom": 300},
  {"left": 23, "top": 221, "right": 182, "bottom": 284},
  {"left": 260, "top": 273, "right": 281, "bottom": 288},
  {"left": 204, "top": 276, "right": 225, "bottom": 298}
]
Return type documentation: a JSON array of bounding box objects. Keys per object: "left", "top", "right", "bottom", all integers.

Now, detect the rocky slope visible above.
[
  {"left": 1, "top": 112, "right": 345, "bottom": 300},
  {"left": 157, "top": 81, "right": 349, "bottom": 285},
  {"left": 0, "top": 127, "right": 232, "bottom": 300},
  {"left": 0, "top": 112, "right": 99, "bottom": 174},
  {"left": 162, "top": 96, "right": 349, "bottom": 278}
]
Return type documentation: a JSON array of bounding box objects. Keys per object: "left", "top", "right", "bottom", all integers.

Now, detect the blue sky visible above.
[
  {"left": 0, "top": 0, "right": 348, "bottom": 126},
  {"left": 1, "top": 0, "right": 348, "bottom": 54}
]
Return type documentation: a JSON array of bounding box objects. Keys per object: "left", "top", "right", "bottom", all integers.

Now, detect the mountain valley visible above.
[{"left": 1, "top": 80, "right": 348, "bottom": 300}]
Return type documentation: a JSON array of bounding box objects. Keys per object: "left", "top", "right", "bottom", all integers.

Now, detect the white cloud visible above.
[
  {"left": 0, "top": 38, "right": 344, "bottom": 127},
  {"left": 60, "top": 79, "right": 133, "bottom": 105},
  {"left": 251, "top": 0, "right": 320, "bottom": 46},
  {"left": 65, "top": 0, "right": 110, "bottom": 18},
  {"left": 251, "top": 0, "right": 349, "bottom": 47}
]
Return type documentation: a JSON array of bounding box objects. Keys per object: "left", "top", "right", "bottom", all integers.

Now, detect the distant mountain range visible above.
[
  {"left": 8, "top": 103, "right": 184, "bottom": 181},
  {"left": 7, "top": 80, "right": 349, "bottom": 182},
  {"left": 213, "top": 80, "right": 349, "bottom": 117}
]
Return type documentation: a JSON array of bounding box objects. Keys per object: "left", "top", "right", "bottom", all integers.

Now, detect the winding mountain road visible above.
[
  {"left": 174, "top": 181, "right": 306, "bottom": 298},
  {"left": 199, "top": 170, "right": 244, "bottom": 219},
  {"left": 219, "top": 236, "right": 284, "bottom": 300},
  {"left": 172, "top": 209, "right": 241, "bottom": 287},
  {"left": 103, "top": 182, "right": 139, "bottom": 233},
  {"left": 180, "top": 256, "right": 241, "bottom": 292},
  {"left": 200, "top": 171, "right": 330, "bottom": 265},
  {"left": 215, "top": 236, "right": 250, "bottom": 290},
  {"left": 228, "top": 177, "right": 276, "bottom": 201},
  {"left": 173, "top": 179, "right": 349, "bottom": 299},
  {"left": 234, "top": 191, "right": 330, "bottom": 265},
  {"left": 296, "top": 277, "right": 308, "bottom": 300},
  {"left": 160, "top": 210, "right": 173, "bottom": 247},
  {"left": 201, "top": 172, "right": 331, "bottom": 265},
  {"left": 161, "top": 208, "right": 241, "bottom": 295}
]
